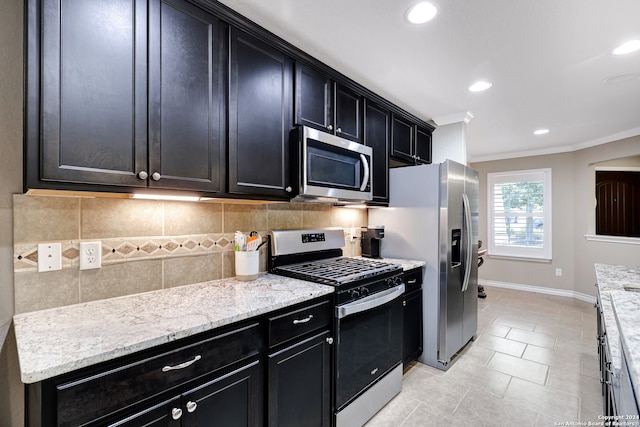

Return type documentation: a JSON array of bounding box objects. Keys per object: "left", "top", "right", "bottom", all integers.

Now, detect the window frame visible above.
[{"left": 487, "top": 168, "right": 552, "bottom": 261}]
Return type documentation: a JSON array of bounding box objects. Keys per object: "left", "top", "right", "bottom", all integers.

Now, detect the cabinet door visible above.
[
  {"left": 38, "top": 0, "right": 148, "bottom": 187},
  {"left": 335, "top": 84, "right": 362, "bottom": 143},
  {"left": 229, "top": 28, "right": 293, "bottom": 198},
  {"left": 107, "top": 396, "right": 182, "bottom": 427},
  {"left": 403, "top": 289, "right": 423, "bottom": 367},
  {"left": 402, "top": 289, "right": 422, "bottom": 366},
  {"left": 267, "top": 331, "right": 331, "bottom": 427},
  {"left": 294, "top": 64, "right": 333, "bottom": 133},
  {"left": 390, "top": 113, "right": 415, "bottom": 164},
  {"left": 182, "top": 360, "right": 263, "bottom": 427},
  {"left": 364, "top": 100, "right": 390, "bottom": 204},
  {"left": 415, "top": 125, "right": 432, "bottom": 165},
  {"left": 148, "top": 0, "right": 226, "bottom": 192}
]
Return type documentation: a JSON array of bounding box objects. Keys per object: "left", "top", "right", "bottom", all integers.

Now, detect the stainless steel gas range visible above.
[{"left": 269, "top": 228, "right": 405, "bottom": 427}]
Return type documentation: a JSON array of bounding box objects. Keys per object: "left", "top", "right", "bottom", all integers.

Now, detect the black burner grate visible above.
[{"left": 274, "top": 257, "right": 400, "bottom": 285}]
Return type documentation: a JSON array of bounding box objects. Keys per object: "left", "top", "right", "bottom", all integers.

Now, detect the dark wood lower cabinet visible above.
[
  {"left": 267, "top": 331, "right": 332, "bottom": 427},
  {"left": 402, "top": 268, "right": 424, "bottom": 367},
  {"left": 25, "top": 297, "right": 333, "bottom": 427}
]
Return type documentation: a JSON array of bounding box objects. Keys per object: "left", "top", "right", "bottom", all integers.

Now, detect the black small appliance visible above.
[{"left": 361, "top": 226, "right": 384, "bottom": 259}]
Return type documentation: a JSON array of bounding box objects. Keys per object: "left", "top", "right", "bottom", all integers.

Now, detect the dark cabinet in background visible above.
[
  {"left": 228, "top": 28, "right": 293, "bottom": 198},
  {"left": 295, "top": 63, "right": 363, "bottom": 143},
  {"left": 390, "top": 113, "right": 433, "bottom": 167},
  {"left": 403, "top": 267, "right": 424, "bottom": 367},
  {"left": 364, "top": 100, "right": 391, "bottom": 204}
]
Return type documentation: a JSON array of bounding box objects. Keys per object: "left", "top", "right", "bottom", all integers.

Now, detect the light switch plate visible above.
[
  {"left": 80, "top": 241, "right": 102, "bottom": 270},
  {"left": 38, "top": 243, "right": 62, "bottom": 272}
]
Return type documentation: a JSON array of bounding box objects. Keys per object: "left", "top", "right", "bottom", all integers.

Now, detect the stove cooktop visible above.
[{"left": 272, "top": 256, "right": 402, "bottom": 286}]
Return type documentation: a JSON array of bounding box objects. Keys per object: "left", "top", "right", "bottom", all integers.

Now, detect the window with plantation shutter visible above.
[{"left": 487, "top": 169, "right": 552, "bottom": 260}]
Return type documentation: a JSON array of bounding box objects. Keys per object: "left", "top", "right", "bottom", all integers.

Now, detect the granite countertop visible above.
[
  {"left": 611, "top": 290, "right": 640, "bottom": 401},
  {"left": 354, "top": 256, "right": 426, "bottom": 272},
  {"left": 13, "top": 274, "right": 334, "bottom": 384},
  {"left": 595, "top": 264, "right": 640, "bottom": 385}
]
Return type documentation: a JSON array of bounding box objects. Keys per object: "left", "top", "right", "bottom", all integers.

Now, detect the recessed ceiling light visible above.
[
  {"left": 468, "top": 81, "right": 492, "bottom": 92},
  {"left": 533, "top": 129, "right": 549, "bottom": 135},
  {"left": 613, "top": 40, "right": 640, "bottom": 55},
  {"left": 405, "top": 2, "right": 438, "bottom": 24}
]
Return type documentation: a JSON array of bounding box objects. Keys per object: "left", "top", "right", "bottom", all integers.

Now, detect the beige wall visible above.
[
  {"left": 0, "top": 0, "right": 24, "bottom": 425},
  {"left": 471, "top": 152, "right": 576, "bottom": 292},
  {"left": 471, "top": 135, "right": 640, "bottom": 298},
  {"left": 573, "top": 135, "right": 640, "bottom": 296}
]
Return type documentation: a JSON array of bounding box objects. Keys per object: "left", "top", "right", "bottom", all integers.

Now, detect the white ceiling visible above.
[{"left": 217, "top": 0, "right": 640, "bottom": 162}]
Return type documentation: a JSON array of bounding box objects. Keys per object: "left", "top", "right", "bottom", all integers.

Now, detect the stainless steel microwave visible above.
[{"left": 291, "top": 126, "right": 373, "bottom": 203}]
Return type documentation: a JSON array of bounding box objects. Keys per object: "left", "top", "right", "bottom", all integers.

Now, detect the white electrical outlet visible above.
[
  {"left": 555, "top": 268, "right": 562, "bottom": 277},
  {"left": 80, "top": 241, "right": 102, "bottom": 270},
  {"left": 38, "top": 243, "right": 62, "bottom": 272}
]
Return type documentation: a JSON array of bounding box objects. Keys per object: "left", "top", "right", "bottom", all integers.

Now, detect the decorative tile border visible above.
[{"left": 14, "top": 233, "right": 238, "bottom": 273}]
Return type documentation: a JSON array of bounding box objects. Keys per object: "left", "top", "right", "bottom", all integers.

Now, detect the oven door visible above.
[
  {"left": 300, "top": 126, "right": 372, "bottom": 201},
  {"left": 335, "top": 284, "right": 404, "bottom": 410}
]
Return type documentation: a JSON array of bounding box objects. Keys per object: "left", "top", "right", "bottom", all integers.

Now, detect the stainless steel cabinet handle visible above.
[
  {"left": 407, "top": 279, "right": 417, "bottom": 284},
  {"left": 137, "top": 171, "right": 148, "bottom": 180},
  {"left": 186, "top": 401, "right": 197, "bottom": 413},
  {"left": 403, "top": 301, "right": 407, "bottom": 307},
  {"left": 172, "top": 408, "right": 182, "bottom": 420},
  {"left": 151, "top": 172, "right": 161, "bottom": 181},
  {"left": 162, "top": 355, "right": 201, "bottom": 372},
  {"left": 327, "top": 124, "right": 333, "bottom": 131},
  {"left": 293, "top": 315, "right": 313, "bottom": 324}
]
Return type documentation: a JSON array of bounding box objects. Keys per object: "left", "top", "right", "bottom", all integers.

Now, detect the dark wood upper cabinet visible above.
[
  {"left": 390, "top": 113, "right": 433, "bottom": 167},
  {"left": 35, "top": 0, "right": 148, "bottom": 187},
  {"left": 295, "top": 63, "right": 363, "bottom": 143},
  {"left": 364, "top": 100, "right": 390, "bottom": 204},
  {"left": 415, "top": 125, "right": 433, "bottom": 165},
  {"left": 228, "top": 28, "right": 294, "bottom": 198},
  {"left": 294, "top": 64, "right": 333, "bottom": 132},
  {"left": 148, "top": 0, "right": 226, "bottom": 193}
]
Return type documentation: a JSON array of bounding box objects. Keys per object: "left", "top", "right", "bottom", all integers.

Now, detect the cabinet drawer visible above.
[
  {"left": 268, "top": 300, "right": 331, "bottom": 347},
  {"left": 56, "top": 323, "right": 262, "bottom": 427},
  {"left": 404, "top": 268, "right": 423, "bottom": 289}
]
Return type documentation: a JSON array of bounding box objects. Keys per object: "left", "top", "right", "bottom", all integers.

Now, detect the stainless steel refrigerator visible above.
[{"left": 368, "top": 159, "right": 479, "bottom": 370}]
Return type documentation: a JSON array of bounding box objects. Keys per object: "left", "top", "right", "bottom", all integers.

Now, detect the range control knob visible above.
[{"left": 350, "top": 289, "right": 361, "bottom": 299}]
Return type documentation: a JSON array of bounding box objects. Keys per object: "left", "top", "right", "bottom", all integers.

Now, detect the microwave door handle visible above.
[{"left": 360, "top": 154, "right": 370, "bottom": 192}]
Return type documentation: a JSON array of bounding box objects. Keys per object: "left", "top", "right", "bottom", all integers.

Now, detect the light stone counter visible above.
[
  {"left": 595, "top": 264, "right": 640, "bottom": 393},
  {"left": 353, "top": 256, "right": 426, "bottom": 272},
  {"left": 611, "top": 290, "right": 640, "bottom": 403},
  {"left": 13, "top": 274, "right": 334, "bottom": 384}
]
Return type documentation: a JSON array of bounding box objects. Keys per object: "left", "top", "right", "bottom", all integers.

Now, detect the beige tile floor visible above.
[{"left": 366, "top": 286, "right": 601, "bottom": 426}]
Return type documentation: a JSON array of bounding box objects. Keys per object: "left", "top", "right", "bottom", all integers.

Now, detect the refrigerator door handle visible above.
[{"left": 461, "top": 193, "right": 473, "bottom": 292}]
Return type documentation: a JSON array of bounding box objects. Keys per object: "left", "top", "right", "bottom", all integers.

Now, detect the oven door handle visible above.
[{"left": 336, "top": 284, "right": 405, "bottom": 319}]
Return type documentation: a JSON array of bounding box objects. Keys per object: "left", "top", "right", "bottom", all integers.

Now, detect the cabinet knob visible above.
[
  {"left": 336, "top": 127, "right": 342, "bottom": 133},
  {"left": 172, "top": 408, "right": 183, "bottom": 420},
  {"left": 326, "top": 337, "right": 334, "bottom": 344},
  {"left": 327, "top": 124, "right": 333, "bottom": 131},
  {"left": 285, "top": 186, "right": 292, "bottom": 193},
  {"left": 403, "top": 301, "right": 407, "bottom": 307},
  {"left": 186, "top": 401, "right": 197, "bottom": 413},
  {"left": 137, "top": 171, "right": 148, "bottom": 180},
  {"left": 151, "top": 172, "right": 161, "bottom": 181}
]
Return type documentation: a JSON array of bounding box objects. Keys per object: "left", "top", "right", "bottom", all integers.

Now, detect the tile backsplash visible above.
[{"left": 13, "top": 194, "right": 366, "bottom": 314}]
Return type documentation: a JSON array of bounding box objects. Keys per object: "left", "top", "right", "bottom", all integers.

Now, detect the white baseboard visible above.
[{"left": 479, "top": 279, "right": 596, "bottom": 305}]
